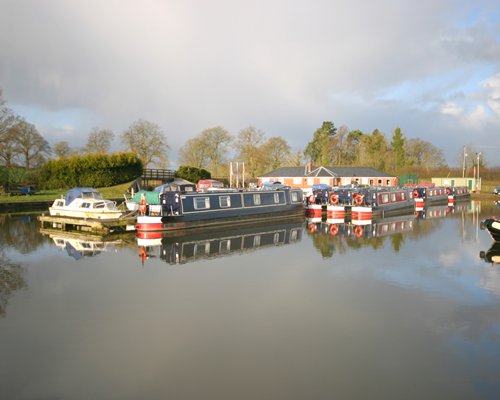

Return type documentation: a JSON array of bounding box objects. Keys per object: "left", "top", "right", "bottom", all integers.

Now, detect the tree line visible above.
[{"left": 0, "top": 88, "right": 494, "bottom": 186}]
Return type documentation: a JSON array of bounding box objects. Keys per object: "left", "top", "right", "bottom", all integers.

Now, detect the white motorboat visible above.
[{"left": 49, "top": 187, "right": 125, "bottom": 219}]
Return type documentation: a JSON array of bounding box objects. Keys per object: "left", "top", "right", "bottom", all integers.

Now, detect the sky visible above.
[{"left": 1, "top": 0, "right": 500, "bottom": 168}]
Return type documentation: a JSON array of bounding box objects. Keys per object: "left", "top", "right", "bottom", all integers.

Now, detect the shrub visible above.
[
  {"left": 175, "top": 166, "right": 211, "bottom": 183},
  {"left": 39, "top": 152, "right": 143, "bottom": 189}
]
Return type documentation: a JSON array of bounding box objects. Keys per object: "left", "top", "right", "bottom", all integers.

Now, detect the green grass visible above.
[{"left": 0, "top": 182, "right": 134, "bottom": 203}]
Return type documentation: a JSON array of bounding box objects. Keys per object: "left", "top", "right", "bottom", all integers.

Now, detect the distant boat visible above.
[
  {"left": 412, "top": 186, "right": 449, "bottom": 209},
  {"left": 480, "top": 218, "right": 500, "bottom": 242},
  {"left": 136, "top": 185, "right": 305, "bottom": 232},
  {"left": 49, "top": 187, "right": 125, "bottom": 220},
  {"left": 350, "top": 187, "right": 416, "bottom": 220}
]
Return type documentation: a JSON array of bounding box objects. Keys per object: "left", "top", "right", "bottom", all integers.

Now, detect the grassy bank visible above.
[{"left": 0, "top": 182, "right": 133, "bottom": 203}]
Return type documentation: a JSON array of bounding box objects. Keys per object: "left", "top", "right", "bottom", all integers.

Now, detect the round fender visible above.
[
  {"left": 354, "top": 225, "right": 364, "bottom": 238},
  {"left": 354, "top": 195, "right": 364, "bottom": 205},
  {"left": 413, "top": 189, "right": 419, "bottom": 198},
  {"left": 330, "top": 193, "right": 339, "bottom": 205},
  {"left": 308, "top": 223, "right": 317, "bottom": 233},
  {"left": 308, "top": 194, "right": 316, "bottom": 204},
  {"left": 329, "top": 224, "right": 339, "bottom": 236}
]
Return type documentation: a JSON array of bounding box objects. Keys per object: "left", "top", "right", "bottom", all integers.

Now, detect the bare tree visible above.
[
  {"left": 0, "top": 108, "right": 19, "bottom": 167},
  {"left": 234, "top": 126, "right": 265, "bottom": 178},
  {"left": 259, "top": 136, "right": 291, "bottom": 172},
  {"left": 13, "top": 120, "right": 51, "bottom": 168},
  {"left": 199, "top": 126, "right": 232, "bottom": 176},
  {"left": 121, "top": 119, "right": 169, "bottom": 167},
  {"left": 86, "top": 127, "right": 115, "bottom": 153},
  {"left": 53, "top": 141, "right": 74, "bottom": 158},
  {"left": 179, "top": 136, "right": 209, "bottom": 169}
]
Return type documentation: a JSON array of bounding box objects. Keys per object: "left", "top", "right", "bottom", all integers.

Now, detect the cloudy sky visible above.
[{"left": 1, "top": 0, "right": 499, "bottom": 167}]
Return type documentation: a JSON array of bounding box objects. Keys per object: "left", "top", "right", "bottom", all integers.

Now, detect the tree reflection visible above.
[
  {"left": 0, "top": 213, "right": 48, "bottom": 253},
  {"left": 0, "top": 251, "right": 27, "bottom": 317}
]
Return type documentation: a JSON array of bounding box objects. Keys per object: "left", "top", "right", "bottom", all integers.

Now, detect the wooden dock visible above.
[{"left": 38, "top": 214, "right": 137, "bottom": 234}]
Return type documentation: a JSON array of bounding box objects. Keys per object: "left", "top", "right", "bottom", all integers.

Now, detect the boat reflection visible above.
[
  {"left": 306, "top": 213, "right": 416, "bottom": 240},
  {"left": 42, "top": 231, "right": 129, "bottom": 260},
  {"left": 479, "top": 242, "right": 500, "bottom": 265},
  {"left": 136, "top": 218, "right": 304, "bottom": 265}
]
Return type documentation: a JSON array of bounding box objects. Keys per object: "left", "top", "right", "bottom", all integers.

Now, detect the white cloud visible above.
[
  {"left": 441, "top": 102, "right": 464, "bottom": 117},
  {"left": 483, "top": 73, "right": 500, "bottom": 117}
]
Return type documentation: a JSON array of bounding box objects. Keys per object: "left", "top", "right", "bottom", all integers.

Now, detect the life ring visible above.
[
  {"left": 446, "top": 188, "right": 451, "bottom": 195},
  {"left": 308, "top": 194, "right": 316, "bottom": 204},
  {"left": 139, "top": 198, "right": 147, "bottom": 215},
  {"left": 308, "top": 223, "right": 317, "bottom": 233},
  {"left": 354, "top": 195, "right": 364, "bottom": 205},
  {"left": 413, "top": 189, "right": 419, "bottom": 198},
  {"left": 139, "top": 246, "right": 147, "bottom": 263},
  {"left": 329, "top": 224, "right": 339, "bottom": 236},
  {"left": 330, "top": 193, "right": 339, "bottom": 205},
  {"left": 354, "top": 225, "right": 364, "bottom": 238}
]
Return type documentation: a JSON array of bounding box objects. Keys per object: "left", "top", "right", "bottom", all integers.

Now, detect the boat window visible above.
[
  {"left": 220, "top": 239, "right": 231, "bottom": 253},
  {"left": 401, "top": 192, "right": 406, "bottom": 200},
  {"left": 253, "top": 235, "right": 261, "bottom": 247},
  {"left": 219, "top": 196, "right": 231, "bottom": 208},
  {"left": 291, "top": 191, "right": 300, "bottom": 202},
  {"left": 82, "top": 202, "right": 91, "bottom": 208},
  {"left": 94, "top": 202, "right": 106, "bottom": 208},
  {"left": 273, "top": 233, "right": 280, "bottom": 243},
  {"left": 56, "top": 200, "right": 64, "bottom": 207},
  {"left": 194, "top": 197, "right": 210, "bottom": 210},
  {"left": 382, "top": 194, "right": 389, "bottom": 203},
  {"left": 391, "top": 193, "right": 396, "bottom": 202},
  {"left": 290, "top": 229, "right": 298, "bottom": 241},
  {"left": 253, "top": 194, "right": 261, "bottom": 205},
  {"left": 274, "top": 193, "right": 280, "bottom": 203}
]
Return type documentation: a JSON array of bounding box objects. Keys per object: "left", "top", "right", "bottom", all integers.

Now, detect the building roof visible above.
[{"left": 260, "top": 166, "right": 393, "bottom": 178}]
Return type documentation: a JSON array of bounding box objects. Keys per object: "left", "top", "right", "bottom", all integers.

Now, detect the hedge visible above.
[{"left": 39, "top": 152, "right": 143, "bottom": 189}]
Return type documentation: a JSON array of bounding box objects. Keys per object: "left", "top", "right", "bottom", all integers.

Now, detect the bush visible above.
[
  {"left": 39, "top": 152, "right": 143, "bottom": 189},
  {"left": 175, "top": 166, "right": 211, "bottom": 183}
]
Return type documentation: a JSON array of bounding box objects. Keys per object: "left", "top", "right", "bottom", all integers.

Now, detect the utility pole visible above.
[
  {"left": 462, "top": 146, "right": 467, "bottom": 178},
  {"left": 476, "top": 152, "right": 482, "bottom": 192}
]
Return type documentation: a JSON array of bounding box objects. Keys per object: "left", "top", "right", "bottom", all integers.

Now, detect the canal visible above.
[{"left": 0, "top": 200, "right": 499, "bottom": 399}]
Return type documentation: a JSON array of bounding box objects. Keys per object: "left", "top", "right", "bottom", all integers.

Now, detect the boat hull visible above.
[
  {"left": 136, "top": 207, "right": 305, "bottom": 232},
  {"left": 49, "top": 207, "right": 124, "bottom": 220},
  {"left": 480, "top": 218, "right": 500, "bottom": 242}
]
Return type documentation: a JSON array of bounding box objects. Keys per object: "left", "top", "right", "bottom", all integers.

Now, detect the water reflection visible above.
[
  {"left": 137, "top": 218, "right": 304, "bottom": 266},
  {"left": 1, "top": 201, "right": 500, "bottom": 399},
  {"left": 43, "top": 231, "right": 132, "bottom": 260},
  {"left": 479, "top": 242, "right": 500, "bottom": 265}
]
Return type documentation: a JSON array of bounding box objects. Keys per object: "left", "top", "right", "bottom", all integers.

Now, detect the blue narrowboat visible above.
[{"left": 136, "top": 185, "right": 305, "bottom": 232}]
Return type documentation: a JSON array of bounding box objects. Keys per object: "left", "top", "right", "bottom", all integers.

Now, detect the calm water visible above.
[{"left": 1, "top": 201, "right": 500, "bottom": 400}]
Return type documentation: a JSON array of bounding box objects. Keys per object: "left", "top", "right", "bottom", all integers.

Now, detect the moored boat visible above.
[
  {"left": 350, "top": 187, "right": 415, "bottom": 220},
  {"left": 446, "top": 186, "right": 470, "bottom": 205},
  {"left": 412, "top": 186, "right": 448, "bottom": 209},
  {"left": 49, "top": 187, "right": 125, "bottom": 219},
  {"left": 480, "top": 218, "right": 500, "bottom": 242},
  {"left": 136, "top": 186, "right": 305, "bottom": 232}
]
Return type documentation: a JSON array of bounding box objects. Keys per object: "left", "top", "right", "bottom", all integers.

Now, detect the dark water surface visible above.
[{"left": 1, "top": 201, "right": 500, "bottom": 400}]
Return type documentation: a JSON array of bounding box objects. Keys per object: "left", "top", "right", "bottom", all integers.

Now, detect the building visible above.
[
  {"left": 431, "top": 177, "right": 480, "bottom": 192},
  {"left": 258, "top": 165, "right": 397, "bottom": 191}
]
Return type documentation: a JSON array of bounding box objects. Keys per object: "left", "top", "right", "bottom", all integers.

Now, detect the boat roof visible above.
[
  {"left": 154, "top": 179, "right": 196, "bottom": 193},
  {"left": 65, "top": 187, "right": 101, "bottom": 204}
]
